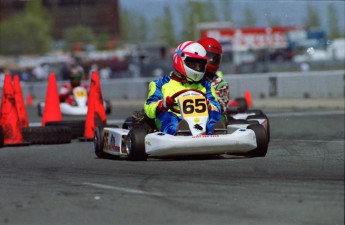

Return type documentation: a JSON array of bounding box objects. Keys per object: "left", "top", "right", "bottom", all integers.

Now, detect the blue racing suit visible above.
[{"left": 144, "top": 73, "right": 221, "bottom": 135}]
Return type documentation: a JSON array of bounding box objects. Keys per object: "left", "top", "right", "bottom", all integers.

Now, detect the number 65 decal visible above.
[{"left": 179, "top": 96, "right": 208, "bottom": 117}]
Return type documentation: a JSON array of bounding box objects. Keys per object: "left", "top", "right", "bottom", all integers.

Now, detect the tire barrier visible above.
[
  {"left": 22, "top": 126, "right": 71, "bottom": 145},
  {"left": 46, "top": 120, "right": 85, "bottom": 139}
]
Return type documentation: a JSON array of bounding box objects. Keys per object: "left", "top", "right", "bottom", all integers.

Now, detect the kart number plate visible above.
[
  {"left": 75, "top": 90, "right": 87, "bottom": 97},
  {"left": 179, "top": 95, "right": 208, "bottom": 117}
]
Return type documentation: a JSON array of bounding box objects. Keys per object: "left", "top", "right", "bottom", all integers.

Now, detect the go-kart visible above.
[
  {"left": 94, "top": 89, "right": 269, "bottom": 161},
  {"left": 37, "top": 86, "right": 111, "bottom": 116}
]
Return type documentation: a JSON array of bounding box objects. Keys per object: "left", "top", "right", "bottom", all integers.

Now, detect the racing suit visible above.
[
  {"left": 144, "top": 72, "right": 221, "bottom": 135},
  {"left": 204, "top": 71, "right": 230, "bottom": 123}
]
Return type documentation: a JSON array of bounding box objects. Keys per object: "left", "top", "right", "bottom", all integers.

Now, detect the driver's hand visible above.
[{"left": 157, "top": 96, "right": 174, "bottom": 112}]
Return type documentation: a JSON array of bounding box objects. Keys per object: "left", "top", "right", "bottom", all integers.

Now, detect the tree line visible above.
[{"left": 0, "top": 0, "right": 342, "bottom": 56}]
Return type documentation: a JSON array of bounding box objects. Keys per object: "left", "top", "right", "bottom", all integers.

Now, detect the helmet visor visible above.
[
  {"left": 206, "top": 52, "right": 222, "bottom": 66},
  {"left": 184, "top": 57, "right": 207, "bottom": 72}
]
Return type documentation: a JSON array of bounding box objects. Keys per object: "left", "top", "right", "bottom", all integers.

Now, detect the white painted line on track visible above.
[
  {"left": 267, "top": 110, "right": 344, "bottom": 117},
  {"left": 83, "top": 182, "right": 164, "bottom": 197}
]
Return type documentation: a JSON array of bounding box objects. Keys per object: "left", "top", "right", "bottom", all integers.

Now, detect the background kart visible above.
[
  {"left": 37, "top": 86, "right": 112, "bottom": 116},
  {"left": 94, "top": 89, "right": 269, "bottom": 161},
  {"left": 227, "top": 97, "right": 270, "bottom": 142}
]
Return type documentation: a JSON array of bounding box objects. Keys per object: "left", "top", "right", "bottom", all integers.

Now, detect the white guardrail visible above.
[{"left": 16, "top": 70, "right": 345, "bottom": 101}]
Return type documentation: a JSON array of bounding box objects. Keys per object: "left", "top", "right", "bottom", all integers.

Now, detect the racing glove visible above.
[{"left": 157, "top": 96, "right": 174, "bottom": 113}]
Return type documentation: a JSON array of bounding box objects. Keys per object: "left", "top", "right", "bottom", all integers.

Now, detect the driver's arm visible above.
[
  {"left": 204, "top": 81, "right": 221, "bottom": 112},
  {"left": 144, "top": 81, "right": 162, "bottom": 119}
]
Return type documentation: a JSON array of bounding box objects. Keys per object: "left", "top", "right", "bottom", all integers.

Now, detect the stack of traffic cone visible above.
[
  {"left": 41, "top": 73, "right": 62, "bottom": 126},
  {"left": 13, "top": 75, "right": 29, "bottom": 128},
  {"left": 0, "top": 74, "right": 24, "bottom": 145},
  {"left": 80, "top": 71, "right": 107, "bottom": 141},
  {"left": 244, "top": 89, "right": 253, "bottom": 108}
]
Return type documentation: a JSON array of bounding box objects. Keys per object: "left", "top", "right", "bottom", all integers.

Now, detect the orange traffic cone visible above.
[
  {"left": 26, "top": 92, "right": 33, "bottom": 106},
  {"left": 41, "top": 73, "right": 62, "bottom": 126},
  {"left": 80, "top": 71, "right": 107, "bottom": 141},
  {"left": 244, "top": 89, "right": 253, "bottom": 108},
  {"left": 0, "top": 74, "right": 24, "bottom": 145},
  {"left": 13, "top": 75, "right": 29, "bottom": 128}
]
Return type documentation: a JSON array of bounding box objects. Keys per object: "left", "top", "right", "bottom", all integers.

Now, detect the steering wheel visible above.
[{"left": 169, "top": 89, "right": 206, "bottom": 113}]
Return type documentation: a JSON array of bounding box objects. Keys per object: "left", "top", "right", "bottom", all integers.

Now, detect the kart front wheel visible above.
[
  {"left": 247, "top": 114, "right": 270, "bottom": 143},
  {"left": 126, "top": 127, "right": 147, "bottom": 161},
  {"left": 247, "top": 124, "right": 268, "bottom": 157}
]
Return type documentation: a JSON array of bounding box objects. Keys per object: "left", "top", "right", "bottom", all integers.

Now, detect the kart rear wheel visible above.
[
  {"left": 122, "top": 117, "right": 133, "bottom": 129},
  {"left": 126, "top": 127, "right": 147, "bottom": 161},
  {"left": 94, "top": 126, "right": 107, "bottom": 158},
  {"left": 37, "top": 103, "right": 43, "bottom": 117},
  {"left": 105, "top": 100, "right": 112, "bottom": 114},
  {"left": 247, "top": 124, "right": 268, "bottom": 157}
]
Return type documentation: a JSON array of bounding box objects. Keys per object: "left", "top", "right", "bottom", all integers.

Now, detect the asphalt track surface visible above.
[{"left": 0, "top": 99, "right": 344, "bottom": 225}]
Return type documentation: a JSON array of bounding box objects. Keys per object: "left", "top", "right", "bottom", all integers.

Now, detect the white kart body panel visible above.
[
  {"left": 145, "top": 129, "right": 257, "bottom": 157},
  {"left": 60, "top": 103, "right": 88, "bottom": 115},
  {"left": 102, "top": 128, "right": 129, "bottom": 156},
  {"left": 231, "top": 112, "right": 256, "bottom": 120},
  {"left": 102, "top": 126, "right": 257, "bottom": 157}
]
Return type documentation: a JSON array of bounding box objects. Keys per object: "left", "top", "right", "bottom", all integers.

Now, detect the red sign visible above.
[{"left": 201, "top": 26, "right": 303, "bottom": 51}]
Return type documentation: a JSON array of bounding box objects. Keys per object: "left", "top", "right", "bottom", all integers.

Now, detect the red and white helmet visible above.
[
  {"left": 198, "top": 37, "right": 223, "bottom": 74},
  {"left": 173, "top": 41, "right": 208, "bottom": 82}
]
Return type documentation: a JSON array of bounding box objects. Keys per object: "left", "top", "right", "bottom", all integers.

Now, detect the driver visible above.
[
  {"left": 59, "top": 64, "right": 88, "bottom": 104},
  {"left": 198, "top": 37, "right": 230, "bottom": 123},
  {"left": 144, "top": 41, "right": 222, "bottom": 135}
]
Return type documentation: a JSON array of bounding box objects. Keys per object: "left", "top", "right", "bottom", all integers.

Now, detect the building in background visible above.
[{"left": 0, "top": 0, "right": 120, "bottom": 41}]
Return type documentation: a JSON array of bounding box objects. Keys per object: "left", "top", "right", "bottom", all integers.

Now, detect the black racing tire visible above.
[
  {"left": 45, "top": 120, "right": 85, "bottom": 139},
  {"left": 94, "top": 125, "right": 119, "bottom": 159},
  {"left": 246, "top": 124, "right": 268, "bottom": 157},
  {"left": 105, "top": 100, "right": 112, "bottom": 114},
  {"left": 94, "top": 126, "right": 106, "bottom": 158},
  {"left": 0, "top": 126, "right": 4, "bottom": 148},
  {"left": 235, "top": 97, "right": 248, "bottom": 113},
  {"left": 126, "top": 127, "right": 147, "bottom": 161},
  {"left": 247, "top": 115, "right": 270, "bottom": 143},
  {"left": 37, "top": 103, "right": 43, "bottom": 117},
  {"left": 22, "top": 126, "right": 71, "bottom": 145},
  {"left": 122, "top": 117, "right": 133, "bottom": 129}
]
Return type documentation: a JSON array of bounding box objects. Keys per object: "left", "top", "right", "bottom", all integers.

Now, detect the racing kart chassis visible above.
[{"left": 94, "top": 89, "right": 268, "bottom": 161}]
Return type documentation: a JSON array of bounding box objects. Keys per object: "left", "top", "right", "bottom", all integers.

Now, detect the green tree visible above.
[
  {"left": 63, "top": 25, "right": 95, "bottom": 51},
  {"left": 327, "top": 3, "right": 341, "bottom": 39},
  {"left": 242, "top": 7, "right": 257, "bottom": 27},
  {"left": 179, "top": 0, "right": 218, "bottom": 41},
  {"left": 120, "top": 8, "right": 148, "bottom": 44},
  {"left": 305, "top": 3, "right": 321, "bottom": 28},
  {"left": 152, "top": 6, "right": 177, "bottom": 47},
  {"left": 0, "top": 1, "right": 52, "bottom": 55}
]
